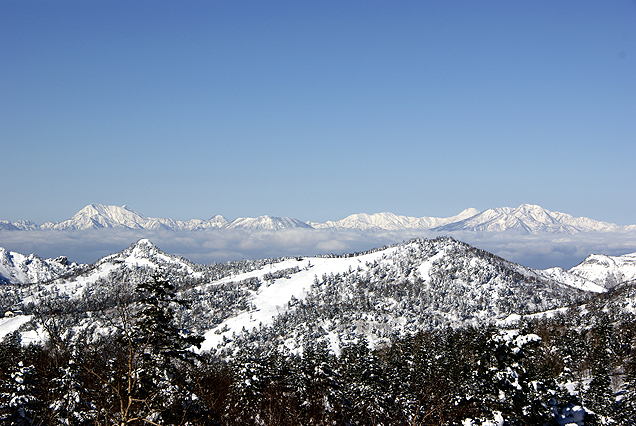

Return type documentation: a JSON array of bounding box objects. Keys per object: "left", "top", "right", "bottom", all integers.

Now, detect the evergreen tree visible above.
[
  {"left": 0, "top": 351, "right": 40, "bottom": 426},
  {"left": 339, "top": 336, "right": 389, "bottom": 424}
]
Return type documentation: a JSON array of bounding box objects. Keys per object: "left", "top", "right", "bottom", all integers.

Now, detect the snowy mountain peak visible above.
[
  {"left": 434, "top": 204, "right": 619, "bottom": 234},
  {"left": 37, "top": 205, "right": 230, "bottom": 231},
  {"left": 457, "top": 207, "right": 480, "bottom": 218},
  {"left": 40, "top": 204, "right": 147, "bottom": 230},
  {"left": 1, "top": 203, "right": 631, "bottom": 234},
  {"left": 132, "top": 238, "right": 155, "bottom": 248},
  {"left": 95, "top": 239, "right": 200, "bottom": 278},
  {"left": 227, "top": 215, "right": 313, "bottom": 230}
]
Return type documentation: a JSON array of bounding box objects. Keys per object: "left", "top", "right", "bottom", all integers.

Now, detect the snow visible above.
[
  {"left": 417, "top": 249, "right": 446, "bottom": 281},
  {"left": 555, "top": 405, "right": 585, "bottom": 426},
  {"left": 0, "top": 250, "right": 28, "bottom": 283},
  {"left": 310, "top": 208, "right": 480, "bottom": 230},
  {"left": 227, "top": 215, "right": 313, "bottom": 230},
  {"left": 200, "top": 246, "right": 402, "bottom": 352},
  {"left": 438, "top": 204, "right": 623, "bottom": 234},
  {"left": 462, "top": 411, "right": 504, "bottom": 426},
  {"left": 496, "top": 307, "right": 572, "bottom": 326},
  {"left": 40, "top": 203, "right": 229, "bottom": 231},
  {"left": 539, "top": 267, "right": 606, "bottom": 293},
  {"left": 570, "top": 252, "right": 636, "bottom": 287},
  {"left": 7, "top": 202, "right": 636, "bottom": 235},
  {"left": 0, "top": 315, "right": 33, "bottom": 340}
]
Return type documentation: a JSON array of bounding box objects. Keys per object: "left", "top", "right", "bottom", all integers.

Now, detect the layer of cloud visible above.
[{"left": 1, "top": 228, "right": 636, "bottom": 270}]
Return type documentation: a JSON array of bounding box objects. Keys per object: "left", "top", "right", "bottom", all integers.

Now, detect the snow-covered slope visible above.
[
  {"left": 0, "top": 239, "right": 206, "bottom": 313},
  {"left": 96, "top": 238, "right": 202, "bottom": 275},
  {"left": 537, "top": 267, "right": 606, "bottom": 293},
  {"left": 196, "top": 237, "right": 595, "bottom": 353},
  {"left": 309, "top": 208, "right": 480, "bottom": 230},
  {"left": 568, "top": 251, "right": 636, "bottom": 288},
  {"left": 434, "top": 204, "right": 621, "bottom": 234},
  {"left": 0, "top": 247, "right": 84, "bottom": 285},
  {"left": 41, "top": 204, "right": 148, "bottom": 230},
  {"left": 2, "top": 237, "right": 634, "bottom": 357}
]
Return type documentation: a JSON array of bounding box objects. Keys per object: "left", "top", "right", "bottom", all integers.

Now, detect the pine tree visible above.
[
  {"left": 0, "top": 356, "right": 39, "bottom": 426},
  {"left": 226, "top": 346, "right": 271, "bottom": 425},
  {"left": 339, "top": 336, "right": 388, "bottom": 424},
  {"left": 583, "top": 313, "right": 618, "bottom": 422},
  {"left": 47, "top": 273, "right": 206, "bottom": 425}
]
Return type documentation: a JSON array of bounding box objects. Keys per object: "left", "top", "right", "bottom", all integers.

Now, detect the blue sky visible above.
[{"left": 2, "top": 0, "right": 635, "bottom": 225}]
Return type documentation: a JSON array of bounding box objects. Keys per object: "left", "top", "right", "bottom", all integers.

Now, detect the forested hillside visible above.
[{"left": 1, "top": 238, "right": 635, "bottom": 425}]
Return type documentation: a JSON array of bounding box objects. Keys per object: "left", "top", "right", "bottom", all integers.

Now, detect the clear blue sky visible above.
[{"left": 2, "top": 0, "right": 635, "bottom": 225}]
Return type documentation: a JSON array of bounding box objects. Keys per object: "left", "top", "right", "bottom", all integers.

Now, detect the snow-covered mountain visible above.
[
  {"left": 1, "top": 237, "right": 626, "bottom": 354},
  {"left": 227, "top": 215, "right": 313, "bottom": 230},
  {"left": 0, "top": 219, "right": 40, "bottom": 231},
  {"left": 537, "top": 267, "right": 606, "bottom": 293},
  {"left": 2, "top": 238, "right": 632, "bottom": 426},
  {"left": 0, "top": 239, "right": 206, "bottom": 311},
  {"left": 309, "top": 208, "right": 480, "bottom": 231},
  {"left": 1, "top": 203, "right": 633, "bottom": 234},
  {"left": 534, "top": 250, "right": 636, "bottom": 291},
  {"left": 6, "top": 204, "right": 309, "bottom": 232},
  {"left": 567, "top": 251, "right": 636, "bottom": 288},
  {"left": 196, "top": 237, "right": 601, "bottom": 353},
  {"left": 0, "top": 247, "right": 84, "bottom": 285},
  {"left": 434, "top": 203, "right": 623, "bottom": 234},
  {"left": 38, "top": 204, "right": 229, "bottom": 231}
]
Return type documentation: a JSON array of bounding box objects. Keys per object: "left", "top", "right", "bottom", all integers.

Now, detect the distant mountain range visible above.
[{"left": 1, "top": 203, "right": 634, "bottom": 234}]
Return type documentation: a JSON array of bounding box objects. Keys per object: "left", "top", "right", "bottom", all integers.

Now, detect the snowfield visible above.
[{"left": 200, "top": 246, "right": 402, "bottom": 351}]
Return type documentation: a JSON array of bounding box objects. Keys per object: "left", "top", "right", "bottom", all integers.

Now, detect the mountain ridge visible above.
[
  {"left": 1, "top": 236, "right": 630, "bottom": 294},
  {"left": 1, "top": 237, "right": 633, "bottom": 426},
  {"left": 2, "top": 236, "right": 631, "bottom": 356},
  {"left": 2, "top": 203, "right": 634, "bottom": 234}
]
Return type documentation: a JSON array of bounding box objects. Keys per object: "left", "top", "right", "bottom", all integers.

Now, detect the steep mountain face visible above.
[
  {"left": 568, "top": 252, "right": 636, "bottom": 288},
  {"left": 309, "top": 208, "right": 480, "bottom": 230},
  {"left": 434, "top": 204, "right": 621, "bottom": 234}
]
